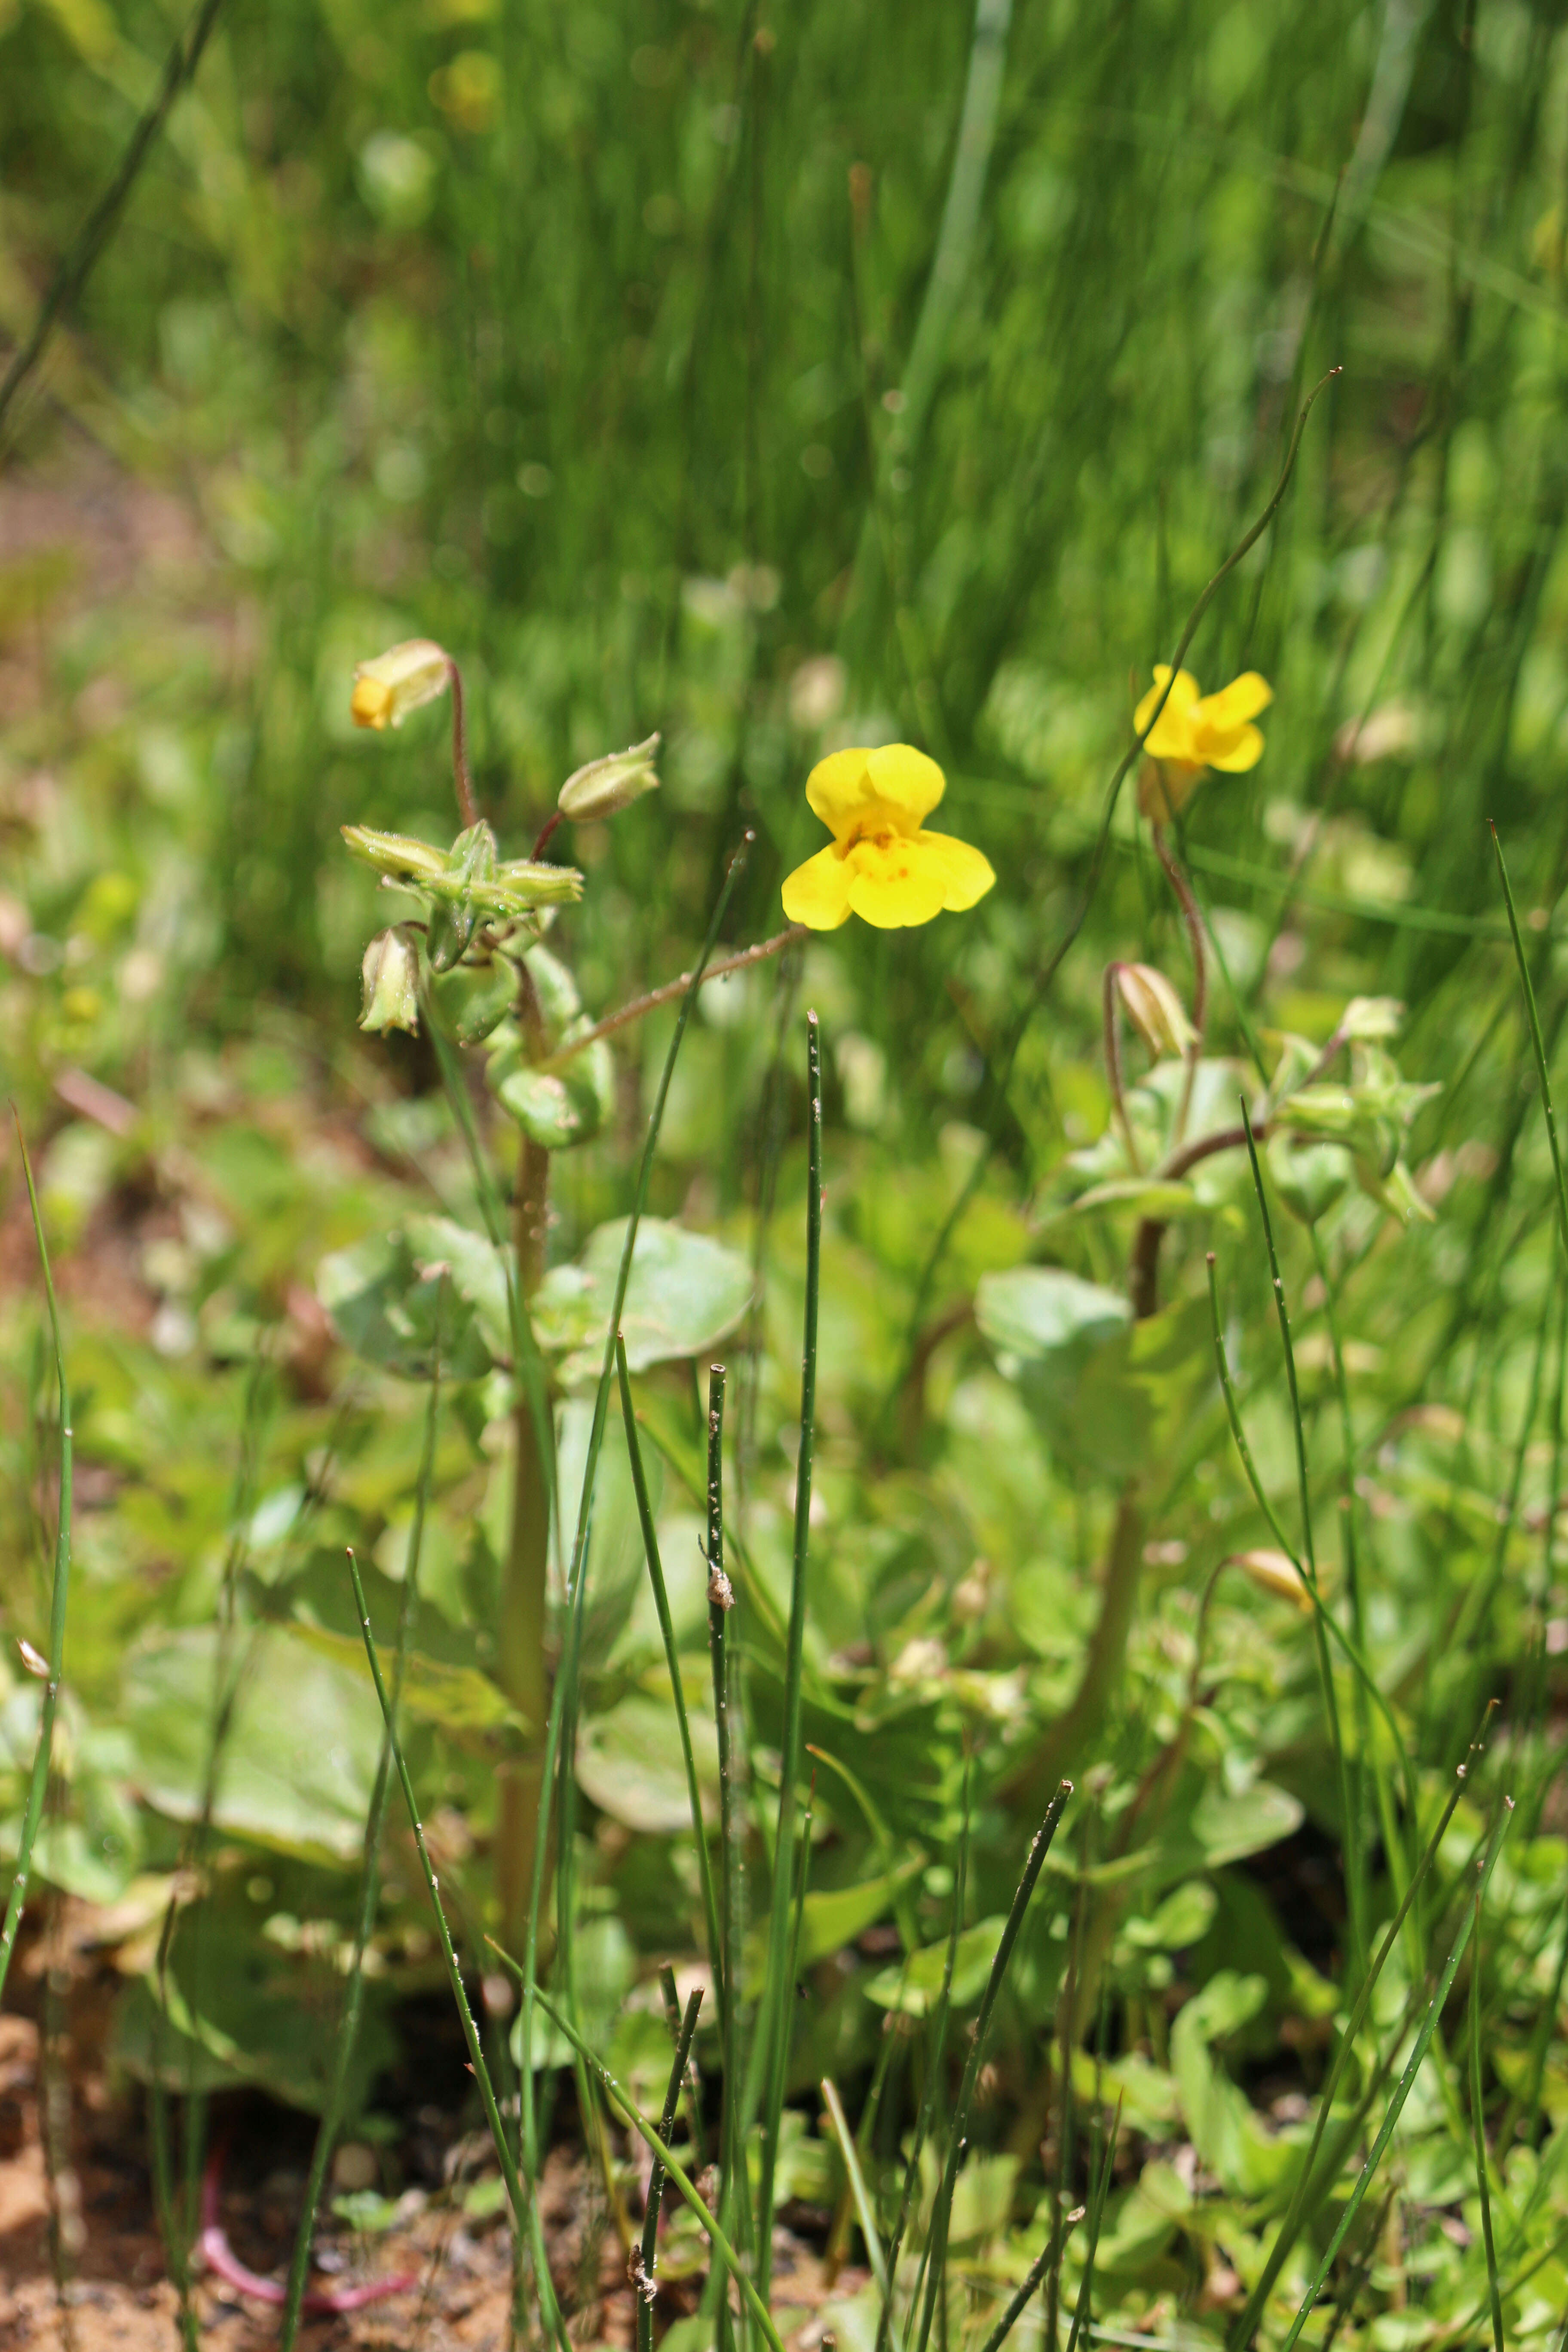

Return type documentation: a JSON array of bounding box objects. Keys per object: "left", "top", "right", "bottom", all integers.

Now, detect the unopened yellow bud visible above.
[
  {"left": 350, "top": 639, "right": 451, "bottom": 731},
  {"left": 557, "top": 732, "right": 661, "bottom": 823},
  {"left": 1115, "top": 962, "right": 1196, "bottom": 1059},
  {"left": 1227, "top": 1548, "right": 1313, "bottom": 1612},
  {"left": 360, "top": 928, "right": 420, "bottom": 1035}
]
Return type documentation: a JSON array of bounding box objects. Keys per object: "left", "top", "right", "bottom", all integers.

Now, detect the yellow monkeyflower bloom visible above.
[
  {"left": 1134, "top": 665, "right": 1272, "bottom": 819},
  {"left": 781, "top": 744, "right": 995, "bottom": 931}
]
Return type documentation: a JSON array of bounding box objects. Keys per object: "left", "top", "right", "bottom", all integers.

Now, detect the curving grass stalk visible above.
[
  {"left": 0, "top": 1122, "right": 72, "bottom": 2006},
  {"left": 1469, "top": 1891, "right": 1506, "bottom": 2352}
]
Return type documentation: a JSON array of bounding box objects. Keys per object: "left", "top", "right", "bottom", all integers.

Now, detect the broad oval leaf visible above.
[
  {"left": 534, "top": 1216, "right": 753, "bottom": 1388},
  {"left": 974, "top": 1265, "right": 1131, "bottom": 1368},
  {"left": 317, "top": 1225, "right": 496, "bottom": 1380}
]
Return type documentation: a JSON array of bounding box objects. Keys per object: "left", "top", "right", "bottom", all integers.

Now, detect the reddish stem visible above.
[{"left": 446, "top": 658, "right": 478, "bottom": 831}]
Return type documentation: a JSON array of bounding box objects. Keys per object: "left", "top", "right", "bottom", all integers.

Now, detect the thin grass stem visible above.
[
  {"left": 1469, "top": 1892, "right": 1506, "bottom": 2352},
  {"left": 637, "top": 1988, "right": 704, "bottom": 2352},
  {"left": 754, "top": 1008, "right": 823, "bottom": 2302},
  {"left": 822, "top": 2077, "right": 890, "bottom": 2312}
]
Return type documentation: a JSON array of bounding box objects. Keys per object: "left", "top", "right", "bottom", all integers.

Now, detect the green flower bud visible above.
[
  {"left": 557, "top": 732, "right": 661, "bottom": 823},
  {"left": 1114, "top": 962, "right": 1196, "bottom": 1059},
  {"left": 360, "top": 928, "right": 420, "bottom": 1034}
]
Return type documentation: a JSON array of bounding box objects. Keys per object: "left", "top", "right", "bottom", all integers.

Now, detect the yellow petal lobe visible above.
[
  {"left": 781, "top": 843, "right": 853, "bottom": 929},
  {"left": 352, "top": 677, "right": 395, "bottom": 729},
  {"left": 843, "top": 836, "right": 948, "bottom": 929},
  {"left": 1133, "top": 667, "right": 1200, "bottom": 737},
  {"left": 1203, "top": 723, "right": 1265, "bottom": 773},
  {"left": 864, "top": 743, "right": 946, "bottom": 827},
  {"left": 916, "top": 830, "right": 995, "bottom": 911},
  {"left": 1197, "top": 671, "right": 1272, "bottom": 729}
]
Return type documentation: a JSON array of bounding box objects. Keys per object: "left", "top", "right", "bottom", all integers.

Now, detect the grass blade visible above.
[
  {"left": 1469, "top": 1891, "right": 1506, "bottom": 2352},
  {"left": 0, "top": 1120, "right": 72, "bottom": 2006},
  {"left": 822, "top": 2076, "right": 890, "bottom": 2314},
  {"left": 913, "top": 1782, "right": 1073, "bottom": 2352},
  {"left": 755, "top": 1006, "right": 824, "bottom": 2301},
  {"left": 1063, "top": 2094, "right": 1123, "bottom": 2352}
]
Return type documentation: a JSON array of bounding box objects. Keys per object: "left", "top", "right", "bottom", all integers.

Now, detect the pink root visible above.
[{"left": 197, "top": 2147, "right": 419, "bottom": 2317}]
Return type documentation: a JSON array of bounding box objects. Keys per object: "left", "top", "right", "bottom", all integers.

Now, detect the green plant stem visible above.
[
  {"left": 913, "top": 1784, "right": 1073, "bottom": 2352},
  {"left": 1469, "top": 1892, "right": 1506, "bottom": 2352},
  {"left": 637, "top": 1988, "right": 704, "bottom": 2352},
  {"left": 0, "top": 1124, "right": 72, "bottom": 2006},
  {"left": 701, "top": 1357, "right": 748, "bottom": 2330},
  {"left": 1063, "top": 2094, "right": 1122, "bottom": 2352},
  {"left": 279, "top": 1295, "right": 445, "bottom": 2352},
  {"left": 1279, "top": 1797, "right": 1514, "bottom": 2352},
  {"left": 0, "top": 0, "right": 231, "bottom": 444},
  {"left": 754, "top": 1008, "right": 823, "bottom": 2306},
  {"left": 822, "top": 2076, "right": 890, "bottom": 2315},
  {"left": 1493, "top": 821, "right": 1568, "bottom": 1266},
  {"left": 496, "top": 1125, "right": 553, "bottom": 1959}
]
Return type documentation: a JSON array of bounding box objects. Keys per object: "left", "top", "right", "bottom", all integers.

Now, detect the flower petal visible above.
[
  {"left": 1196, "top": 671, "right": 1271, "bottom": 729},
  {"left": 1203, "top": 723, "right": 1265, "bottom": 773},
  {"left": 805, "top": 748, "right": 878, "bottom": 836},
  {"left": 781, "top": 842, "right": 853, "bottom": 929},
  {"left": 916, "top": 830, "right": 995, "bottom": 911},
  {"left": 1133, "top": 667, "right": 1200, "bottom": 736},
  {"left": 865, "top": 743, "right": 946, "bottom": 827},
  {"left": 843, "top": 836, "right": 947, "bottom": 928}
]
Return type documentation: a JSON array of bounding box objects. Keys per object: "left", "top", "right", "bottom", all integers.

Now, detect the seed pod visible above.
[
  {"left": 360, "top": 928, "right": 420, "bottom": 1035},
  {"left": 557, "top": 733, "right": 661, "bottom": 822}
]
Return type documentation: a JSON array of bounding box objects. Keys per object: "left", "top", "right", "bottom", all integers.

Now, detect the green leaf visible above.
[
  {"left": 1059, "top": 1179, "right": 1203, "bottom": 1221},
  {"left": 575, "top": 1691, "right": 718, "bottom": 1834},
  {"left": 1170, "top": 1970, "right": 1294, "bottom": 2197},
  {"left": 534, "top": 1216, "right": 753, "bottom": 1388},
  {"left": 974, "top": 1265, "right": 1132, "bottom": 1369},
  {"left": 744, "top": 1856, "right": 924, "bottom": 1990},
  {"left": 317, "top": 1225, "right": 496, "bottom": 1380},
  {"left": 490, "top": 1031, "right": 614, "bottom": 1149},
  {"left": 123, "top": 1629, "right": 386, "bottom": 1865},
  {"left": 1124, "top": 1878, "right": 1218, "bottom": 1951},
  {"left": 114, "top": 1896, "right": 395, "bottom": 2113},
  {"left": 864, "top": 1914, "right": 1010, "bottom": 2015}
]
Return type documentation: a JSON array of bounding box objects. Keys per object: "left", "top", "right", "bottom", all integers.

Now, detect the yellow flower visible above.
[
  {"left": 781, "top": 744, "right": 995, "bottom": 931},
  {"left": 1133, "top": 666, "right": 1272, "bottom": 819},
  {"left": 350, "top": 639, "right": 452, "bottom": 731}
]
